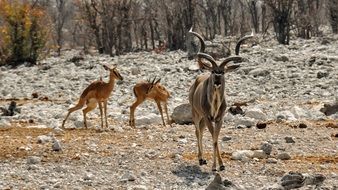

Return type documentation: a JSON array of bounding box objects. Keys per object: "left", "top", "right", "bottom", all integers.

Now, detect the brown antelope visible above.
[
  {"left": 189, "top": 29, "right": 249, "bottom": 171},
  {"left": 129, "top": 77, "right": 170, "bottom": 127},
  {"left": 61, "top": 65, "right": 123, "bottom": 129}
]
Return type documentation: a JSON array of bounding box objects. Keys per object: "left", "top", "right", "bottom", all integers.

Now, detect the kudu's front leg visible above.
[{"left": 214, "top": 120, "right": 225, "bottom": 171}]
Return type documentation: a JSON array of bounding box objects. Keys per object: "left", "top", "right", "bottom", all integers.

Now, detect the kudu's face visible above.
[{"left": 210, "top": 66, "right": 225, "bottom": 88}]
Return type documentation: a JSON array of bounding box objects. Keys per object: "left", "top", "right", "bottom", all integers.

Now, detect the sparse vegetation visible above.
[{"left": 0, "top": 0, "right": 50, "bottom": 66}]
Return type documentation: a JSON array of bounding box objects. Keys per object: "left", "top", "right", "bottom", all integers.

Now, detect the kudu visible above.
[
  {"left": 61, "top": 65, "right": 123, "bottom": 129},
  {"left": 189, "top": 28, "right": 251, "bottom": 171},
  {"left": 129, "top": 77, "right": 170, "bottom": 127}
]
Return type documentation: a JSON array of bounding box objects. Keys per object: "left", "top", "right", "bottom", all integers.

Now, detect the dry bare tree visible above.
[
  {"left": 51, "top": 0, "right": 72, "bottom": 55},
  {"left": 265, "top": 0, "right": 294, "bottom": 44},
  {"left": 328, "top": 0, "right": 338, "bottom": 33}
]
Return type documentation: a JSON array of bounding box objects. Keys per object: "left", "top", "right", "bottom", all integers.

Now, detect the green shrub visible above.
[{"left": 0, "top": 0, "right": 50, "bottom": 66}]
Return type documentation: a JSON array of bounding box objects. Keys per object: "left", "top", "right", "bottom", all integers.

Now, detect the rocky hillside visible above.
[{"left": 0, "top": 34, "right": 337, "bottom": 189}]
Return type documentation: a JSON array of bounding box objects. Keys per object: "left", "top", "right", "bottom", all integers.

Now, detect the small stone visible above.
[
  {"left": 249, "top": 68, "right": 270, "bottom": 77},
  {"left": 27, "top": 156, "right": 41, "bottom": 165},
  {"left": 261, "top": 142, "right": 273, "bottom": 155},
  {"left": 132, "top": 185, "right": 148, "bottom": 190},
  {"left": 131, "top": 67, "right": 141, "bottom": 75},
  {"left": 228, "top": 106, "right": 244, "bottom": 115},
  {"left": 277, "top": 152, "right": 291, "bottom": 160},
  {"left": 112, "top": 125, "right": 124, "bottom": 133},
  {"left": 231, "top": 150, "right": 254, "bottom": 160},
  {"left": 276, "top": 111, "right": 296, "bottom": 121},
  {"left": 281, "top": 172, "right": 304, "bottom": 189},
  {"left": 252, "top": 150, "right": 267, "bottom": 159},
  {"left": 236, "top": 124, "right": 247, "bottom": 129},
  {"left": 274, "top": 55, "right": 289, "bottom": 62},
  {"left": 245, "top": 108, "right": 267, "bottom": 120},
  {"left": 0, "top": 119, "right": 11, "bottom": 127},
  {"left": 285, "top": 136, "right": 295, "bottom": 143},
  {"left": 222, "top": 136, "right": 232, "bottom": 141},
  {"left": 120, "top": 171, "right": 136, "bottom": 182},
  {"left": 83, "top": 173, "right": 94, "bottom": 181},
  {"left": 37, "top": 135, "right": 52, "bottom": 144},
  {"left": 235, "top": 117, "right": 255, "bottom": 127},
  {"left": 52, "top": 140, "right": 62, "bottom": 151},
  {"left": 266, "top": 158, "right": 278, "bottom": 164},
  {"left": 298, "top": 123, "right": 308, "bottom": 128},
  {"left": 256, "top": 122, "right": 267, "bottom": 129},
  {"left": 317, "top": 71, "right": 329, "bottom": 79},
  {"left": 32, "top": 92, "right": 39, "bottom": 99}
]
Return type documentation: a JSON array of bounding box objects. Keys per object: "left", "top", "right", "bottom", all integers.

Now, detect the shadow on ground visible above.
[{"left": 171, "top": 163, "right": 211, "bottom": 185}]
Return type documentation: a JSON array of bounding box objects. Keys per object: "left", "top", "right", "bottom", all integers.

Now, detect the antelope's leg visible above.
[
  {"left": 103, "top": 100, "right": 108, "bottom": 128},
  {"left": 164, "top": 102, "right": 171, "bottom": 126},
  {"left": 215, "top": 120, "right": 224, "bottom": 171},
  {"left": 82, "top": 99, "right": 97, "bottom": 129},
  {"left": 129, "top": 97, "right": 145, "bottom": 127},
  {"left": 156, "top": 100, "right": 165, "bottom": 126},
  {"left": 62, "top": 99, "right": 85, "bottom": 128},
  {"left": 98, "top": 101, "right": 104, "bottom": 128}
]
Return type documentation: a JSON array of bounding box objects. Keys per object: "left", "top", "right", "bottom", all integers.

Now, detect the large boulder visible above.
[{"left": 171, "top": 103, "right": 192, "bottom": 125}]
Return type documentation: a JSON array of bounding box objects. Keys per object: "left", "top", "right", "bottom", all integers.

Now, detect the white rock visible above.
[
  {"left": 83, "top": 173, "right": 94, "bottom": 181},
  {"left": 37, "top": 135, "right": 52, "bottom": 144},
  {"left": 171, "top": 103, "right": 192, "bottom": 124},
  {"left": 249, "top": 68, "right": 270, "bottom": 77},
  {"left": 0, "top": 119, "right": 11, "bottom": 127},
  {"left": 231, "top": 150, "right": 254, "bottom": 160},
  {"left": 120, "top": 171, "right": 136, "bottom": 182},
  {"left": 276, "top": 111, "right": 296, "bottom": 121},
  {"left": 252, "top": 150, "right": 268, "bottom": 159},
  {"left": 245, "top": 108, "right": 267, "bottom": 120},
  {"left": 234, "top": 117, "right": 255, "bottom": 127},
  {"left": 130, "top": 185, "right": 148, "bottom": 190},
  {"left": 135, "top": 113, "right": 162, "bottom": 126},
  {"left": 291, "top": 106, "right": 309, "bottom": 119}
]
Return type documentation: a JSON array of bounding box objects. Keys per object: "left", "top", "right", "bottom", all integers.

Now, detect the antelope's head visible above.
[
  {"left": 103, "top": 65, "right": 124, "bottom": 81},
  {"left": 146, "top": 77, "right": 169, "bottom": 98}
]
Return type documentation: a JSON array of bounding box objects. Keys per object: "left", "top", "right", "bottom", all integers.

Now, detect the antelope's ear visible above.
[
  {"left": 155, "top": 78, "right": 161, "bottom": 84},
  {"left": 103, "top": 65, "right": 110, "bottom": 70},
  {"left": 225, "top": 64, "right": 240, "bottom": 73}
]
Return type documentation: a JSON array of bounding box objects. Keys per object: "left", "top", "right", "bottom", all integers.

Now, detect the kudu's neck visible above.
[{"left": 205, "top": 75, "right": 225, "bottom": 102}]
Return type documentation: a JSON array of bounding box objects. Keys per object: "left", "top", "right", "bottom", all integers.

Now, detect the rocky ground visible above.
[{"left": 0, "top": 34, "right": 337, "bottom": 189}]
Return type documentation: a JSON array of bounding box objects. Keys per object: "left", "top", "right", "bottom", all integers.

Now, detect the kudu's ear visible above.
[
  {"left": 198, "top": 58, "right": 212, "bottom": 71},
  {"left": 103, "top": 65, "right": 110, "bottom": 70},
  {"left": 225, "top": 64, "right": 240, "bottom": 73}
]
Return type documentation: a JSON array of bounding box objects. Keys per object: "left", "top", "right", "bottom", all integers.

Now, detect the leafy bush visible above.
[{"left": 0, "top": 0, "right": 50, "bottom": 66}]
